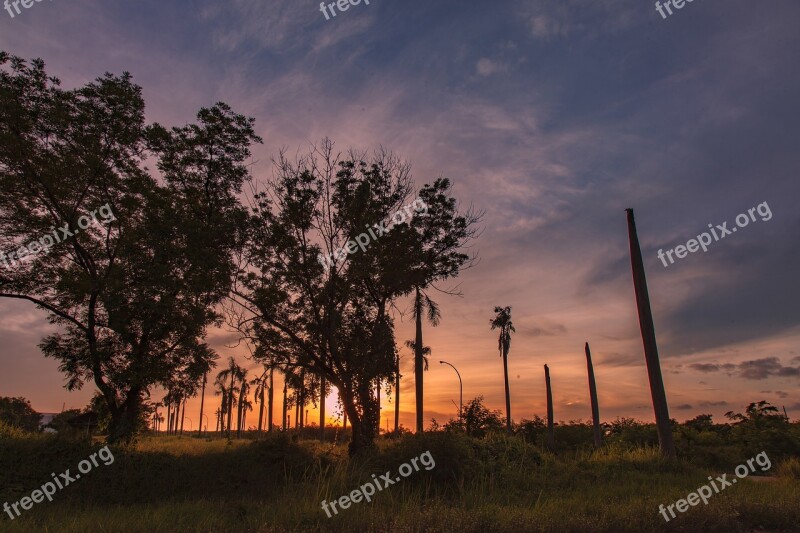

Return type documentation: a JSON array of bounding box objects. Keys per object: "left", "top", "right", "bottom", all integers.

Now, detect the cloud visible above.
[
  {"left": 674, "top": 404, "right": 693, "bottom": 410},
  {"left": 698, "top": 400, "right": 729, "bottom": 407},
  {"left": 739, "top": 358, "right": 800, "bottom": 380},
  {"left": 688, "top": 363, "right": 735, "bottom": 373},
  {"left": 521, "top": 1, "right": 644, "bottom": 41},
  {"left": 476, "top": 58, "right": 507, "bottom": 77},
  {"left": 688, "top": 358, "right": 800, "bottom": 380}
]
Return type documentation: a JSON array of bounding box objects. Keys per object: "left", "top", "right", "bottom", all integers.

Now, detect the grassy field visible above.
[{"left": 1, "top": 428, "right": 799, "bottom": 532}]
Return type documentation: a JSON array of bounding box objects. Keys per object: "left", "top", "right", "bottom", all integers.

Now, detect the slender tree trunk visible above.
[
  {"left": 376, "top": 379, "right": 381, "bottom": 434},
  {"left": 268, "top": 366, "right": 275, "bottom": 433},
  {"left": 626, "top": 209, "right": 676, "bottom": 459},
  {"left": 414, "top": 287, "right": 424, "bottom": 433},
  {"left": 282, "top": 378, "right": 288, "bottom": 431},
  {"left": 503, "top": 345, "right": 512, "bottom": 433},
  {"left": 166, "top": 401, "right": 172, "bottom": 434},
  {"left": 236, "top": 383, "right": 244, "bottom": 438},
  {"left": 294, "top": 390, "right": 300, "bottom": 430},
  {"left": 320, "top": 355, "right": 326, "bottom": 442},
  {"left": 394, "top": 354, "right": 400, "bottom": 433},
  {"left": 343, "top": 411, "right": 347, "bottom": 431},
  {"left": 226, "top": 374, "right": 235, "bottom": 439},
  {"left": 585, "top": 342, "right": 602, "bottom": 448},
  {"left": 180, "top": 397, "right": 186, "bottom": 435},
  {"left": 545, "top": 364, "right": 554, "bottom": 450},
  {"left": 257, "top": 385, "right": 265, "bottom": 435},
  {"left": 197, "top": 372, "right": 207, "bottom": 436}
]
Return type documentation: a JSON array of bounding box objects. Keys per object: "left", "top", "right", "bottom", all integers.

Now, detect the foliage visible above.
[
  {"left": 0, "top": 397, "right": 41, "bottom": 432},
  {"left": 0, "top": 53, "right": 251, "bottom": 443}
]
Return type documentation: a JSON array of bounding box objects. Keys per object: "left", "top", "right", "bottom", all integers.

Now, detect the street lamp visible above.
[{"left": 439, "top": 360, "right": 463, "bottom": 426}]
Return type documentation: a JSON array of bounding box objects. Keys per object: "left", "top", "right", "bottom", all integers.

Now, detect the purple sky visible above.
[{"left": 1, "top": 0, "right": 798, "bottom": 428}]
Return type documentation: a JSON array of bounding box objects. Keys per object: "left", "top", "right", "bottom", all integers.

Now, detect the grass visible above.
[{"left": 1, "top": 429, "right": 798, "bottom": 532}]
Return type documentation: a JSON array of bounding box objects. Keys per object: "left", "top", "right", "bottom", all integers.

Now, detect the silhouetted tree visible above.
[
  {"left": 228, "top": 141, "right": 478, "bottom": 455},
  {"left": 0, "top": 54, "right": 260, "bottom": 444},
  {"left": 0, "top": 397, "right": 41, "bottom": 432},
  {"left": 490, "top": 306, "right": 515, "bottom": 433}
]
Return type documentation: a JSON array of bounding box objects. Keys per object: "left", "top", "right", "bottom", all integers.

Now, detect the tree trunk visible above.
[
  {"left": 166, "top": 401, "right": 172, "bottom": 434},
  {"left": 226, "top": 373, "right": 235, "bottom": 438},
  {"left": 282, "top": 378, "right": 288, "bottom": 431},
  {"left": 236, "top": 383, "right": 244, "bottom": 438},
  {"left": 257, "top": 385, "right": 265, "bottom": 435},
  {"left": 320, "top": 356, "right": 326, "bottom": 442},
  {"left": 503, "top": 345, "right": 512, "bottom": 433},
  {"left": 394, "top": 354, "right": 400, "bottom": 433},
  {"left": 544, "top": 364, "right": 554, "bottom": 450},
  {"left": 625, "top": 209, "right": 676, "bottom": 459},
  {"left": 106, "top": 389, "right": 143, "bottom": 445},
  {"left": 290, "top": 390, "right": 300, "bottom": 429},
  {"left": 198, "top": 372, "right": 207, "bottom": 436},
  {"left": 376, "top": 379, "right": 381, "bottom": 434},
  {"left": 414, "top": 287, "right": 424, "bottom": 433},
  {"left": 344, "top": 385, "right": 378, "bottom": 456},
  {"left": 585, "top": 342, "right": 602, "bottom": 448},
  {"left": 179, "top": 397, "right": 186, "bottom": 435},
  {"left": 268, "top": 366, "right": 275, "bottom": 433}
]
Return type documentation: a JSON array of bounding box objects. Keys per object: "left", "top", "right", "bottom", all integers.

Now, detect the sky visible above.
[{"left": 1, "top": 0, "right": 799, "bottom": 431}]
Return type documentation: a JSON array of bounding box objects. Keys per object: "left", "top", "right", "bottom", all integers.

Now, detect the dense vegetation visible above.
[{"left": 1, "top": 407, "right": 799, "bottom": 532}]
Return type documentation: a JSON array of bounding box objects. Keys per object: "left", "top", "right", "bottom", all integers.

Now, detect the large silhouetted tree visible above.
[
  {"left": 228, "top": 140, "right": 478, "bottom": 455},
  {"left": 0, "top": 54, "right": 259, "bottom": 443}
]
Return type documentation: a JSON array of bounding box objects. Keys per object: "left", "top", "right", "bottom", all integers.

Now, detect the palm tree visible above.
[
  {"left": 411, "top": 287, "right": 441, "bottom": 432},
  {"left": 213, "top": 380, "right": 228, "bottom": 432},
  {"left": 216, "top": 357, "right": 243, "bottom": 439},
  {"left": 236, "top": 368, "right": 250, "bottom": 438},
  {"left": 251, "top": 370, "right": 268, "bottom": 435},
  {"left": 490, "top": 306, "right": 515, "bottom": 433}
]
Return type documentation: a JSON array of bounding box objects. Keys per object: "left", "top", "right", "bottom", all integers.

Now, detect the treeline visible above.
[{"left": 0, "top": 52, "right": 479, "bottom": 453}]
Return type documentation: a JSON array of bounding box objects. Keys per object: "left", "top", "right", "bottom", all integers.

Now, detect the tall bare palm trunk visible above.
[
  {"left": 503, "top": 346, "right": 511, "bottom": 432},
  {"left": 257, "top": 385, "right": 265, "bottom": 434},
  {"left": 197, "top": 372, "right": 207, "bottom": 436},
  {"left": 414, "top": 287, "right": 424, "bottom": 433},
  {"left": 625, "top": 209, "right": 676, "bottom": 459},
  {"left": 268, "top": 366, "right": 274, "bottom": 433},
  {"left": 320, "top": 354, "right": 326, "bottom": 442},
  {"left": 226, "top": 373, "right": 235, "bottom": 438},
  {"left": 584, "top": 342, "right": 602, "bottom": 448},
  {"left": 282, "top": 377, "right": 287, "bottom": 431},
  {"left": 545, "top": 364, "right": 554, "bottom": 450},
  {"left": 394, "top": 354, "right": 400, "bottom": 432}
]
